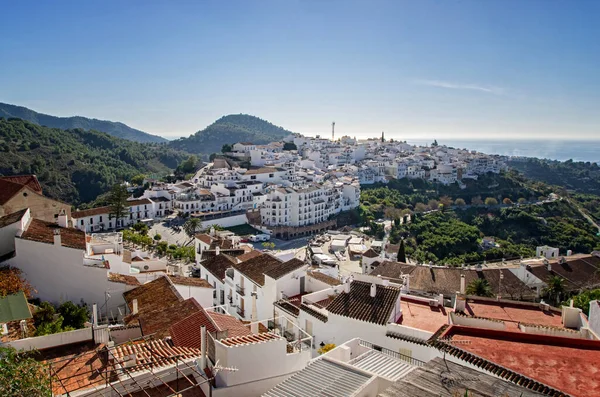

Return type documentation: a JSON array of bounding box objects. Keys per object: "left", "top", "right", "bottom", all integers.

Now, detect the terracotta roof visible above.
[
  {"left": 170, "top": 308, "right": 251, "bottom": 349},
  {"left": 20, "top": 218, "right": 86, "bottom": 250},
  {"left": 244, "top": 167, "right": 279, "bottom": 175},
  {"left": 127, "top": 198, "right": 152, "bottom": 206},
  {"left": 0, "top": 175, "right": 42, "bottom": 193},
  {"left": 137, "top": 298, "right": 201, "bottom": 338},
  {"left": 111, "top": 339, "right": 202, "bottom": 371},
  {"left": 235, "top": 250, "right": 262, "bottom": 262},
  {"left": 151, "top": 196, "right": 171, "bottom": 202},
  {"left": 368, "top": 261, "right": 416, "bottom": 279},
  {"left": 108, "top": 273, "right": 141, "bottom": 286},
  {"left": 123, "top": 276, "right": 183, "bottom": 314},
  {"left": 433, "top": 325, "right": 600, "bottom": 397},
  {"left": 530, "top": 259, "right": 600, "bottom": 289},
  {"left": 275, "top": 300, "right": 301, "bottom": 317},
  {"left": 231, "top": 253, "right": 283, "bottom": 286},
  {"left": 168, "top": 275, "right": 213, "bottom": 288},
  {"left": 220, "top": 332, "right": 280, "bottom": 347},
  {"left": 264, "top": 258, "right": 306, "bottom": 280},
  {"left": 200, "top": 254, "right": 236, "bottom": 280},
  {"left": 300, "top": 303, "right": 328, "bottom": 322},
  {"left": 362, "top": 248, "right": 379, "bottom": 258},
  {"left": 195, "top": 233, "right": 214, "bottom": 245},
  {"left": 0, "top": 208, "right": 28, "bottom": 228},
  {"left": 72, "top": 206, "right": 111, "bottom": 218},
  {"left": 0, "top": 179, "right": 28, "bottom": 205},
  {"left": 307, "top": 271, "right": 341, "bottom": 286},
  {"left": 327, "top": 280, "right": 401, "bottom": 325}
]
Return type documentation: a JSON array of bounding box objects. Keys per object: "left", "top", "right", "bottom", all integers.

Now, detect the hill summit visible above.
[
  {"left": 169, "top": 114, "right": 293, "bottom": 155},
  {"left": 0, "top": 102, "right": 167, "bottom": 143}
]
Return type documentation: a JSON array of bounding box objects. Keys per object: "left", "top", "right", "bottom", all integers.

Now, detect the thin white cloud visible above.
[{"left": 416, "top": 80, "right": 505, "bottom": 95}]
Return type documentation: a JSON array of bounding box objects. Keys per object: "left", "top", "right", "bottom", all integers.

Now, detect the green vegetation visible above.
[
  {"left": 543, "top": 276, "right": 566, "bottom": 306},
  {"left": 183, "top": 218, "right": 202, "bottom": 239},
  {"left": 283, "top": 142, "right": 297, "bottom": 151},
  {"left": 33, "top": 301, "right": 89, "bottom": 336},
  {"left": 0, "top": 102, "right": 166, "bottom": 143},
  {"left": 466, "top": 279, "right": 494, "bottom": 297},
  {"left": 564, "top": 289, "right": 600, "bottom": 315},
  {"left": 170, "top": 114, "right": 292, "bottom": 156},
  {"left": 108, "top": 184, "right": 129, "bottom": 226},
  {"left": 0, "top": 346, "right": 51, "bottom": 397},
  {"left": 0, "top": 118, "right": 188, "bottom": 204},
  {"left": 509, "top": 158, "right": 600, "bottom": 195},
  {"left": 123, "top": 229, "right": 195, "bottom": 261}
]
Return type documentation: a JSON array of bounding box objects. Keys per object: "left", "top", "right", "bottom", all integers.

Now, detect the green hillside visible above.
[
  {"left": 169, "top": 114, "right": 292, "bottom": 156},
  {"left": 0, "top": 102, "right": 167, "bottom": 143},
  {"left": 0, "top": 118, "right": 188, "bottom": 205}
]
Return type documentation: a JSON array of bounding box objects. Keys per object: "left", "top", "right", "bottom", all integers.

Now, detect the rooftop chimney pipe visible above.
[
  {"left": 132, "top": 299, "right": 138, "bottom": 314},
  {"left": 200, "top": 325, "right": 207, "bottom": 370},
  {"left": 370, "top": 283, "right": 376, "bottom": 298}
]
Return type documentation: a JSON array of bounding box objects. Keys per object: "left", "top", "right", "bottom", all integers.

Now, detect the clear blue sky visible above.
[{"left": 1, "top": 0, "right": 599, "bottom": 140}]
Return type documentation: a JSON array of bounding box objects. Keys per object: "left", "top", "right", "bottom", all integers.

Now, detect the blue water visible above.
[{"left": 403, "top": 139, "right": 600, "bottom": 163}]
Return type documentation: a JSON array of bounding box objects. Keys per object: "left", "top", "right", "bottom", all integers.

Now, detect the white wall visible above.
[
  {"left": 214, "top": 337, "right": 311, "bottom": 388},
  {"left": 10, "top": 239, "right": 129, "bottom": 320},
  {"left": 5, "top": 327, "right": 92, "bottom": 351},
  {"left": 173, "top": 283, "right": 214, "bottom": 309},
  {"left": 590, "top": 300, "right": 600, "bottom": 337},
  {"left": 201, "top": 214, "right": 248, "bottom": 228},
  {"left": 0, "top": 220, "right": 21, "bottom": 257}
]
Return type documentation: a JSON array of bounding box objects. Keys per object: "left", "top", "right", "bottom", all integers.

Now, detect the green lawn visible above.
[{"left": 225, "top": 224, "right": 262, "bottom": 236}]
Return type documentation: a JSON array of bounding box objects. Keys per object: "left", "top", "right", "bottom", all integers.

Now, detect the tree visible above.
[
  {"left": 57, "top": 301, "right": 89, "bottom": 329},
  {"left": 33, "top": 302, "right": 68, "bottom": 336},
  {"left": 454, "top": 198, "right": 466, "bottom": 206},
  {"left": 502, "top": 198, "right": 513, "bottom": 205},
  {"left": 414, "top": 202, "right": 428, "bottom": 213},
  {"left": 209, "top": 153, "right": 218, "bottom": 161},
  {"left": 543, "top": 276, "right": 565, "bottom": 306},
  {"left": 130, "top": 174, "right": 146, "bottom": 186},
  {"left": 466, "top": 279, "right": 493, "bottom": 297},
  {"left": 221, "top": 144, "right": 233, "bottom": 153},
  {"left": 484, "top": 197, "right": 498, "bottom": 206},
  {"left": 153, "top": 233, "right": 162, "bottom": 241},
  {"left": 262, "top": 242, "right": 276, "bottom": 250},
  {"left": 183, "top": 218, "right": 202, "bottom": 239},
  {"left": 428, "top": 199, "right": 439, "bottom": 211},
  {"left": 283, "top": 142, "right": 297, "bottom": 151},
  {"left": 470, "top": 196, "right": 483, "bottom": 206},
  {"left": 439, "top": 195, "right": 453, "bottom": 209},
  {"left": 566, "top": 288, "right": 600, "bottom": 315},
  {"left": 108, "top": 183, "right": 129, "bottom": 227},
  {"left": 0, "top": 265, "right": 35, "bottom": 298},
  {"left": 397, "top": 239, "right": 407, "bottom": 263},
  {"left": 0, "top": 346, "right": 51, "bottom": 396},
  {"left": 177, "top": 155, "right": 199, "bottom": 175},
  {"left": 132, "top": 222, "right": 149, "bottom": 236},
  {"left": 517, "top": 197, "right": 527, "bottom": 204}
]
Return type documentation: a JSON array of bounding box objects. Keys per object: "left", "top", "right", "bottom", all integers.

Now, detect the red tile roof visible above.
[
  {"left": 20, "top": 218, "right": 86, "bottom": 250},
  {"left": 72, "top": 206, "right": 111, "bottom": 218},
  {"left": 235, "top": 250, "right": 262, "bottom": 262},
  {"left": 200, "top": 254, "right": 236, "bottom": 280},
  {"left": 327, "top": 280, "right": 401, "bottom": 325},
  {"left": 208, "top": 311, "right": 252, "bottom": 338},
  {"left": 465, "top": 298, "right": 563, "bottom": 330},
  {"left": 362, "top": 248, "right": 379, "bottom": 258},
  {"left": 0, "top": 208, "right": 28, "bottom": 228},
  {"left": 396, "top": 297, "right": 451, "bottom": 333},
  {"left": 437, "top": 325, "right": 600, "bottom": 397},
  {"left": 220, "top": 332, "right": 280, "bottom": 347},
  {"left": 108, "top": 273, "right": 141, "bottom": 286},
  {"left": 0, "top": 175, "right": 42, "bottom": 193},
  {"left": 168, "top": 275, "right": 213, "bottom": 288},
  {"left": 111, "top": 339, "right": 202, "bottom": 370},
  {"left": 127, "top": 198, "right": 153, "bottom": 206},
  {"left": 307, "top": 271, "right": 341, "bottom": 286},
  {"left": 0, "top": 179, "right": 28, "bottom": 205},
  {"left": 264, "top": 258, "right": 306, "bottom": 280},
  {"left": 137, "top": 298, "right": 201, "bottom": 338},
  {"left": 195, "top": 234, "right": 214, "bottom": 245},
  {"left": 231, "top": 253, "right": 283, "bottom": 286}
]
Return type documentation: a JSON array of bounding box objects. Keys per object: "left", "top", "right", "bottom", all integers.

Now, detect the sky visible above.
[{"left": 1, "top": 0, "right": 599, "bottom": 140}]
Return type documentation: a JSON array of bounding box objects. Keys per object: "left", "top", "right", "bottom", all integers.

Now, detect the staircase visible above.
[{"left": 349, "top": 349, "right": 415, "bottom": 381}]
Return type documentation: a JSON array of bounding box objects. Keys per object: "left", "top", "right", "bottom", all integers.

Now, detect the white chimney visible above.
[
  {"left": 370, "top": 283, "right": 377, "bottom": 298},
  {"left": 344, "top": 280, "right": 351, "bottom": 293},
  {"left": 547, "top": 262, "right": 552, "bottom": 272},
  {"left": 53, "top": 229, "right": 61, "bottom": 246},
  {"left": 92, "top": 303, "right": 98, "bottom": 326},
  {"left": 454, "top": 295, "right": 466, "bottom": 312},
  {"left": 215, "top": 246, "right": 220, "bottom": 256},
  {"left": 57, "top": 210, "right": 68, "bottom": 228},
  {"left": 19, "top": 319, "right": 28, "bottom": 338},
  {"left": 382, "top": 279, "right": 390, "bottom": 287},
  {"left": 251, "top": 292, "right": 258, "bottom": 334},
  {"left": 132, "top": 299, "right": 138, "bottom": 314},
  {"left": 200, "top": 325, "right": 207, "bottom": 370},
  {"left": 567, "top": 250, "right": 572, "bottom": 256},
  {"left": 460, "top": 274, "right": 466, "bottom": 295}
]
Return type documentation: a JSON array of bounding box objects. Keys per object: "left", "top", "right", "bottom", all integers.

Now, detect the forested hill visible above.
[
  {"left": 0, "top": 102, "right": 167, "bottom": 143},
  {"left": 0, "top": 118, "right": 188, "bottom": 205},
  {"left": 169, "top": 114, "right": 292, "bottom": 156}
]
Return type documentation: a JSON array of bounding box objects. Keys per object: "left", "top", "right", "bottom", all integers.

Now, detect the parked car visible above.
[{"left": 248, "top": 234, "right": 271, "bottom": 242}]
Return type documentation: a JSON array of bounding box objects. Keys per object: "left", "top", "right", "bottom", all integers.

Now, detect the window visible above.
[
  {"left": 269, "top": 174, "right": 274, "bottom": 178},
  {"left": 90, "top": 218, "right": 93, "bottom": 224},
  {"left": 251, "top": 176, "right": 256, "bottom": 180},
  {"left": 99, "top": 216, "right": 103, "bottom": 222},
  {"left": 80, "top": 220, "right": 84, "bottom": 226}
]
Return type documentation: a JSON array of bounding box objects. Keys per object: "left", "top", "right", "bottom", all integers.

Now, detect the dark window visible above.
[
  {"left": 90, "top": 218, "right": 93, "bottom": 224},
  {"left": 251, "top": 176, "right": 256, "bottom": 180},
  {"left": 99, "top": 216, "right": 103, "bottom": 222},
  {"left": 80, "top": 220, "right": 84, "bottom": 226}
]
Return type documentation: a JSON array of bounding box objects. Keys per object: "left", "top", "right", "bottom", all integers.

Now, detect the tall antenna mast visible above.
[{"left": 332, "top": 121, "right": 335, "bottom": 141}]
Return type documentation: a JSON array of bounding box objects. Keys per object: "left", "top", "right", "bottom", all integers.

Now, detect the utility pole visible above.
[{"left": 332, "top": 122, "right": 335, "bottom": 141}]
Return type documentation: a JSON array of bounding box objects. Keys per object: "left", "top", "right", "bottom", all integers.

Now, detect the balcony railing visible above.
[
  {"left": 236, "top": 284, "right": 245, "bottom": 295},
  {"left": 237, "top": 307, "right": 245, "bottom": 317},
  {"left": 358, "top": 339, "right": 425, "bottom": 367}
]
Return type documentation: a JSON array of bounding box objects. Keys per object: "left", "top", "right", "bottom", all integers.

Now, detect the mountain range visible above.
[
  {"left": 0, "top": 102, "right": 167, "bottom": 143},
  {"left": 169, "top": 114, "right": 293, "bottom": 155}
]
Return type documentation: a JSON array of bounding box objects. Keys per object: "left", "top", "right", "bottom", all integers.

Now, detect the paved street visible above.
[{"left": 149, "top": 219, "right": 193, "bottom": 246}]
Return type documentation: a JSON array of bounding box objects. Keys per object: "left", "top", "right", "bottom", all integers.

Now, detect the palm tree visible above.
[
  {"left": 183, "top": 218, "right": 202, "bottom": 240},
  {"left": 543, "top": 276, "right": 565, "bottom": 306},
  {"left": 466, "top": 279, "right": 494, "bottom": 297}
]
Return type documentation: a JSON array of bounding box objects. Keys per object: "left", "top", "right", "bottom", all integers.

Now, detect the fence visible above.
[{"left": 358, "top": 339, "right": 425, "bottom": 367}]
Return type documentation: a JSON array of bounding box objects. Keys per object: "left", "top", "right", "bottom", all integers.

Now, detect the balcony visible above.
[{"left": 236, "top": 284, "right": 245, "bottom": 295}]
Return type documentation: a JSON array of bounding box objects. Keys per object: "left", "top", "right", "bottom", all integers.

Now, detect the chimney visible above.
[
  {"left": 57, "top": 209, "right": 68, "bottom": 228},
  {"left": 53, "top": 229, "right": 61, "bottom": 246},
  {"left": 215, "top": 246, "right": 220, "bottom": 256},
  {"left": 92, "top": 303, "right": 98, "bottom": 326},
  {"left": 547, "top": 262, "right": 552, "bottom": 272},
  {"left": 567, "top": 250, "right": 572, "bottom": 257},
  {"left": 382, "top": 279, "right": 390, "bottom": 287},
  {"left": 251, "top": 292, "right": 258, "bottom": 334},
  {"left": 370, "top": 283, "right": 377, "bottom": 298},
  {"left": 454, "top": 294, "right": 466, "bottom": 312},
  {"left": 460, "top": 274, "right": 466, "bottom": 295},
  {"left": 344, "top": 279, "right": 351, "bottom": 293},
  {"left": 200, "top": 325, "right": 207, "bottom": 370},
  {"left": 132, "top": 299, "right": 138, "bottom": 314}
]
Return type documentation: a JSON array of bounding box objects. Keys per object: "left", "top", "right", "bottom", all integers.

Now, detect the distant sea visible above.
[{"left": 403, "top": 139, "right": 600, "bottom": 164}]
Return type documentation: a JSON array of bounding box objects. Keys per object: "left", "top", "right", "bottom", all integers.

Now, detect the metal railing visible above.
[
  {"left": 236, "top": 284, "right": 245, "bottom": 295},
  {"left": 358, "top": 339, "right": 425, "bottom": 367}
]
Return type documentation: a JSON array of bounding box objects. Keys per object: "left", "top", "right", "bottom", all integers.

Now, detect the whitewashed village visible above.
[{"left": 1, "top": 131, "right": 600, "bottom": 397}]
